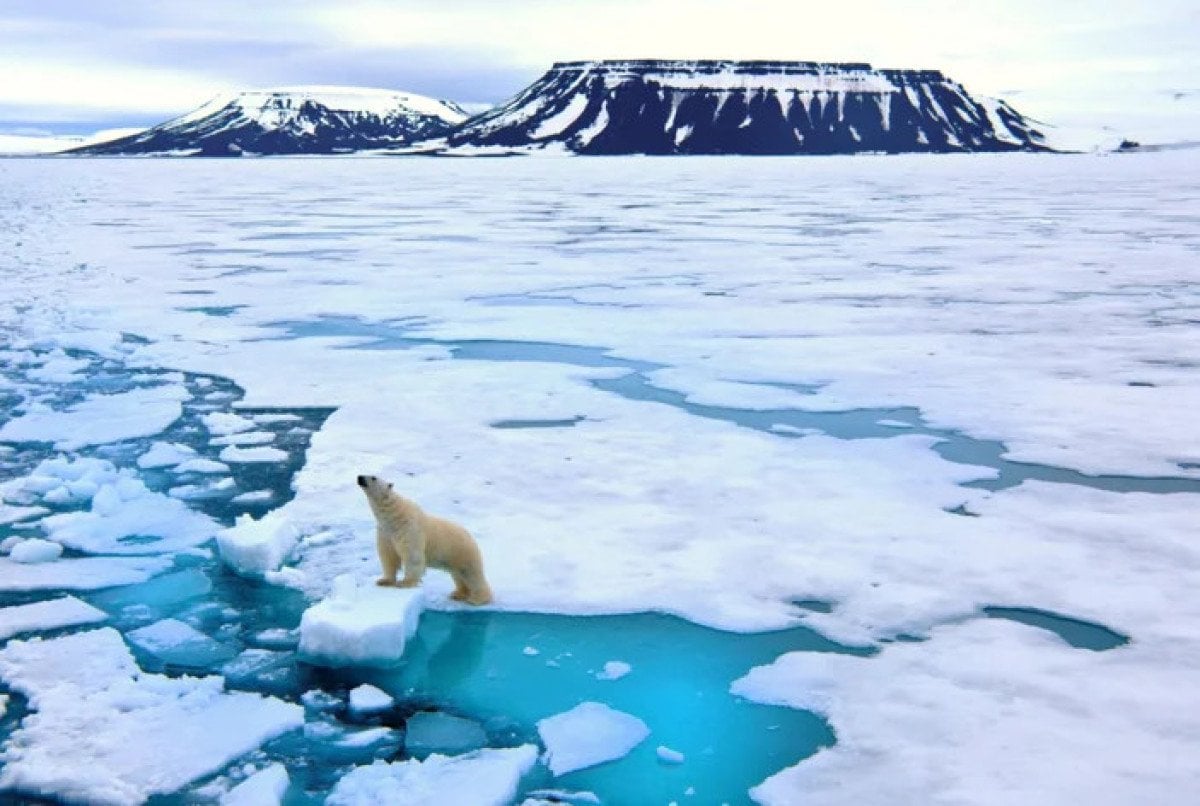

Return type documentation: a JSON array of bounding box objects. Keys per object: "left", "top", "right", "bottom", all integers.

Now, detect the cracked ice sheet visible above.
[
  {"left": 2, "top": 155, "right": 1199, "bottom": 804},
  {"left": 0, "top": 384, "right": 187, "bottom": 450},
  {"left": 0, "top": 628, "right": 303, "bottom": 805},
  {"left": 732, "top": 618, "right": 1200, "bottom": 805}
]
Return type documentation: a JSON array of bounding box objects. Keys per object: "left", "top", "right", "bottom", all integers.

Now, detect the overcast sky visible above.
[{"left": 2, "top": 0, "right": 1198, "bottom": 140}]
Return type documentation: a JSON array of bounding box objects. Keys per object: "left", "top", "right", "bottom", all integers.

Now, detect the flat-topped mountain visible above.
[
  {"left": 71, "top": 87, "right": 468, "bottom": 156},
  {"left": 443, "top": 60, "right": 1050, "bottom": 154}
]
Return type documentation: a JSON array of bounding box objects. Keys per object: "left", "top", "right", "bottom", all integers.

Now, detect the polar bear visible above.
[{"left": 356, "top": 474, "right": 493, "bottom": 606}]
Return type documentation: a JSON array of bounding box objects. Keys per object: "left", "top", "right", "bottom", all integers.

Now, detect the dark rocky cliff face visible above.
[{"left": 446, "top": 61, "right": 1050, "bottom": 155}]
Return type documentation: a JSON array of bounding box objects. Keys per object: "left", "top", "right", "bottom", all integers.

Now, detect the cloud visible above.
[{"left": 0, "top": 0, "right": 1197, "bottom": 138}]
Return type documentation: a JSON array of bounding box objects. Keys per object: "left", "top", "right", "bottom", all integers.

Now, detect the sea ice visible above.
[
  {"left": 217, "top": 511, "right": 299, "bottom": 575},
  {"left": 656, "top": 746, "right": 685, "bottom": 765},
  {"left": 298, "top": 576, "right": 425, "bottom": 667},
  {"left": 136, "top": 441, "right": 197, "bottom": 469},
  {"left": 211, "top": 430, "right": 276, "bottom": 446},
  {"left": 219, "top": 445, "right": 289, "bottom": 463},
  {"left": 595, "top": 660, "right": 632, "bottom": 681},
  {"left": 0, "top": 555, "right": 172, "bottom": 592},
  {"left": 537, "top": 702, "right": 650, "bottom": 776},
  {"left": 0, "top": 385, "right": 187, "bottom": 450},
  {"left": 325, "top": 745, "right": 538, "bottom": 806},
  {"left": 202, "top": 412, "right": 257, "bottom": 436},
  {"left": 7, "top": 538, "right": 63, "bottom": 564},
  {"left": 0, "top": 596, "right": 107, "bottom": 641},
  {"left": 40, "top": 476, "right": 219, "bottom": 555},
  {"left": 126, "top": 618, "right": 237, "bottom": 667},
  {"left": 221, "top": 763, "right": 289, "bottom": 806},
  {"left": 172, "top": 458, "right": 230, "bottom": 474},
  {"left": 347, "top": 683, "right": 394, "bottom": 716},
  {"left": 404, "top": 711, "right": 487, "bottom": 756},
  {"left": 0, "top": 628, "right": 302, "bottom": 805},
  {"left": 231, "top": 489, "right": 274, "bottom": 504}
]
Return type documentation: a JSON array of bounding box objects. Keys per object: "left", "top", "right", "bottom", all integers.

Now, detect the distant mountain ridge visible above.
[
  {"left": 441, "top": 60, "right": 1050, "bottom": 155},
  {"left": 71, "top": 87, "right": 467, "bottom": 156}
]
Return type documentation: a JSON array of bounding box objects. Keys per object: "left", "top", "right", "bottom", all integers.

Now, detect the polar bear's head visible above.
[{"left": 356, "top": 474, "right": 394, "bottom": 500}]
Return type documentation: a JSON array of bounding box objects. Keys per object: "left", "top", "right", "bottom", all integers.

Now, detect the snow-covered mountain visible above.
[
  {"left": 72, "top": 87, "right": 468, "bottom": 156},
  {"left": 443, "top": 60, "right": 1051, "bottom": 155}
]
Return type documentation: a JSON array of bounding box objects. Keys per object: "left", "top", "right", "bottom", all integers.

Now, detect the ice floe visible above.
[
  {"left": 0, "top": 555, "right": 173, "bottom": 592},
  {"left": 326, "top": 745, "right": 538, "bottom": 806},
  {"left": 348, "top": 683, "right": 394, "bottom": 716},
  {"left": 537, "top": 702, "right": 650, "bottom": 776},
  {"left": 0, "top": 596, "right": 107, "bottom": 641},
  {"left": 217, "top": 511, "right": 299, "bottom": 576},
  {"left": 0, "top": 628, "right": 302, "bottom": 805},
  {"left": 0, "top": 385, "right": 187, "bottom": 450},
  {"left": 221, "top": 763, "right": 289, "bottom": 806},
  {"left": 298, "top": 576, "right": 425, "bottom": 667}
]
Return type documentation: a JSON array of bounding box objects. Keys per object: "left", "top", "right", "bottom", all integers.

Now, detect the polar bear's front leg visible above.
[
  {"left": 375, "top": 528, "right": 400, "bottom": 587},
  {"left": 396, "top": 534, "right": 426, "bottom": 588}
]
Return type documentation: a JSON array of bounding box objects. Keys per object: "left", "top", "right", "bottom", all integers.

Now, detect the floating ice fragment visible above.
[
  {"left": 301, "top": 689, "right": 342, "bottom": 712},
  {"left": 8, "top": 538, "right": 63, "bottom": 564},
  {"left": 202, "top": 412, "right": 257, "bottom": 436},
  {"left": 0, "top": 385, "right": 186, "bottom": 449},
  {"left": 0, "top": 596, "right": 107, "bottom": 641},
  {"left": 596, "top": 660, "right": 632, "bottom": 680},
  {"left": 523, "top": 645, "right": 540, "bottom": 656},
  {"left": 219, "top": 445, "right": 289, "bottom": 463},
  {"left": 211, "top": 430, "right": 276, "bottom": 446},
  {"left": 217, "top": 511, "right": 299, "bottom": 576},
  {"left": 335, "top": 726, "right": 399, "bottom": 748},
  {"left": 221, "top": 763, "right": 289, "bottom": 806},
  {"left": 41, "top": 477, "right": 219, "bottom": 555},
  {"left": 656, "top": 745, "right": 685, "bottom": 764},
  {"left": 136, "top": 441, "right": 197, "bottom": 469},
  {"left": 231, "top": 489, "right": 273, "bottom": 504},
  {"left": 404, "top": 711, "right": 487, "bottom": 756},
  {"left": 172, "top": 458, "right": 230, "bottom": 474},
  {"left": 0, "top": 555, "right": 172, "bottom": 592},
  {"left": 326, "top": 746, "right": 538, "bottom": 806},
  {"left": 537, "top": 702, "right": 650, "bottom": 776},
  {"left": 348, "top": 684, "right": 394, "bottom": 716},
  {"left": 298, "top": 576, "right": 425, "bottom": 667},
  {"left": 0, "top": 628, "right": 302, "bottom": 805},
  {"left": 126, "top": 618, "right": 237, "bottom": 667},
  {"left": 0, "top": 504, "right": 48, "bottom": 526}
]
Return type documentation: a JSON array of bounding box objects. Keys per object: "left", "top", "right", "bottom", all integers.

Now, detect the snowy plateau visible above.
[{"left": 0, "top": 153, "right": 1198, "bottom": 806}]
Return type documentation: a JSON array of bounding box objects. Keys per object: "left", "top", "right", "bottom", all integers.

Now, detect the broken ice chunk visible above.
[
  {"left": 537, "top": 702, "right": 650, "bottom": 776},
  {"left": 0, "top": 596, "right": 107, "bottom": 641},
  {"left": 221, "top": 763, "right": 289, "bottom": 806},
  {"left": 137, "top": 441, "right": 197, "bottom": 469},
  {"left": 126, "top": 618, "right": 237, "bottom": 667},
  {"left": 8, "top": 538, "right": 64, "bottom": 564},
  {"left": 326, "top": 746, "right": 538, "bottom": 806},
  {"left": 298, "top": 576, "right": 425, "bottom": 668},
  {"left": 219, "top": 446, "right": 288, "bottom": 463},
  {"left": 348, "top": 684, "right": 394, "bottom": 716}
]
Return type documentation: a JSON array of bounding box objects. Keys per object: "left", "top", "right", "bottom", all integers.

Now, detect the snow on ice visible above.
[
  {"left": 326, "top": 745, "right": 538, "bottom": 806},
  {"left": 0, "top": 596, "right": 107, "bottom": 641},
  {"left": 1, "top": 154, "right": 1198, "bottom": 804},
  {"left": 537, "top": 701, "right": 650, "bottom": 776},
  {"left": 298, "top": 575, "right": 425, "bottom": 667},
  {"left": 0, "top": 628, "right": 302, "bottom": 805}
]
